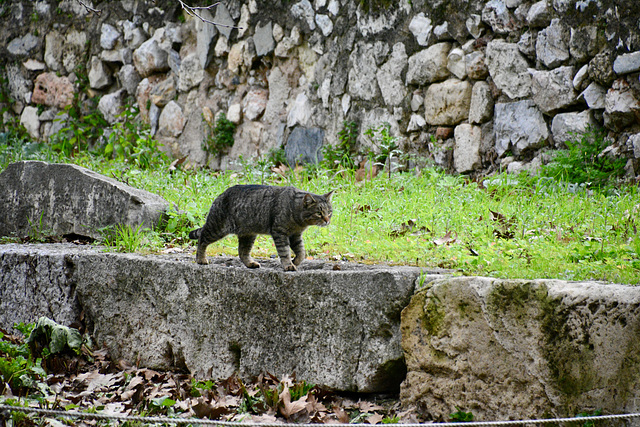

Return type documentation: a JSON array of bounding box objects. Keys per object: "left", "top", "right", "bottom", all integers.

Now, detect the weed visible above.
[
  {"left": 541, "top": 126, "right": 627, "bottom": 189},
  {"left": 449, "top": 407, "right": 474, "bottom": 422},
  {"left": 203, "top": 112, "right": 236, "bottom": 160},
  {"left": 101, "top": 223, "right": 147, "bottom": 253},
  {"left": 322, "top": 120, "right": 358, "bottom": 170},
  {"left": 364, "top": 122, "right": 402, "bottom": 178},
  {"left": 383, "top": 415, "right": 400, "bottom": 423},
  {"left": 0, "top": 322, "right": 48, "bottom": 397}
]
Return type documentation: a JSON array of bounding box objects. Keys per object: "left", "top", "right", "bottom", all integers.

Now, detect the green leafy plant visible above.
[
  {"left": 322, "top": 120, "right": 359, "bottom": 170},
  {"left": 50, "top": 105, "right": 108, "bottom": 157},
  {"left": 541, "top": 126, "right": 627, "bottom": 189},
  {"left": 203, "top": 112, "right": 236, "bottom": 159},
  {"left": 101, "top": 223, "right": 147, "bottom": 253},
  {"left": 383, "top": 415, "right": 400, "bottom": 423},
  {"left": 365, "top": 122, "right": 402, "bottom": 178},
  {"left": 449, "top": 407, "right": 474, "bottom": 422},
  {"left": 0, "top": 322, "right": 48, "bottom": 396},
  {"left": 575, "top": 409, "right": 603, "bottom": 427}
]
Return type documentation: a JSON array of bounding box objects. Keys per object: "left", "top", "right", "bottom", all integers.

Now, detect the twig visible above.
[
  {"left": 76, "top": 0, "right": 102, "bottom": 15},
  {"left": 177, "top": 1, "right": 244, "bottom": 30}
]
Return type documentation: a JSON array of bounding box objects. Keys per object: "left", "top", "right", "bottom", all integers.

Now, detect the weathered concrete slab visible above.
[
  {"left": 0, "top": 161, "right": 169, "bottom": 240},
  {"left": 0, "top": 243, "right": 427, "bottom": 393},
  {"left": 401, "top": 276, "right": 640, "bottom": 421}
]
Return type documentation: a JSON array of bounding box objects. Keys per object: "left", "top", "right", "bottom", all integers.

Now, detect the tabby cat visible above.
[{"left": 189, "top": 185, "right": 334, "bottom": 271}]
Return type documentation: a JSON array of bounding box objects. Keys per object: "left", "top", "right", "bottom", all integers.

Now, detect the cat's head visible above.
[{"left": 302, "top": 191, "right": 334, "bottom": 227}]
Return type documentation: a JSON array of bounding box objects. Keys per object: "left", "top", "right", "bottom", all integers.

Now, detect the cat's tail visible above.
[{"left": 188, "top": 228, "right": 202, "bottom": 240}]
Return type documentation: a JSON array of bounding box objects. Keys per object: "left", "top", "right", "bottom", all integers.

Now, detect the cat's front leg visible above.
[
  {"left": 238, "top": 234, "right": 260, "bottom": 268},
  {"left": 272, "top": 233, "right": 296, "bottom": 271},
  {"left": 290, "top": 233, "right": 305, "bottom": 266}
]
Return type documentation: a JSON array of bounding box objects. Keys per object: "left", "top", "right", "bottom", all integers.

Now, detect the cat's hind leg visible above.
[
  {"left": 290, "top": 233, "right": 305, "bottom": 266},
  {"left": 238, "top": 235, "right": 260, "bottom": 268},
  {"left": 196, "top": 227, "right": 226, "bottom": 265}
]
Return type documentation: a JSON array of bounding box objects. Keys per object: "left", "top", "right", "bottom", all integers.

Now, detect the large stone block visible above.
[
  {"left": 0, "top": 243, "right": 425, "bottom": 393},
  {"left": 424, "top": 79, "right": 472, "bottom": 126},
  {"left": 486, "top": 41, "right": 531, "bottom": 99},
  {"left": 0, "top": 161, "right": 169, "bottom": 240},
  {"left": 494, "top": 100, "right": 549, "bottom": 156},
  {"left": 401, "top": 276, "right": 640, "bottom": 421}
]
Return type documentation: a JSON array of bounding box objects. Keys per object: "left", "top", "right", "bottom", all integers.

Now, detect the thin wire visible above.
[{"left": 2, "top": 405, "right": 640, "bottom": 426}]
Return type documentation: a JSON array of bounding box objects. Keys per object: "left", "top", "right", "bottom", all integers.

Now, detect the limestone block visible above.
[
  {"left": 604, "top": 79, "right": 640, "bottom": 132},
  {"left": 481, "top": 0, "right": 516, "bottom": 34},
  {"left": 536, "top": 19, "right": 570, "bottom": 68},
  {"left": 551, "top": 111, "right": 596, "bottom": 145},
  {"left": 158, "top": 101, "right": 186, "bottom": 138},
  {"left": 348, "top": 42, "right": 381, "bottom": 101},
  {"left": 447, "top": 48, "right": 467, "bottom": 80},
  {"left": 569, "top": 26, "right": 600, "bottom": 63},
  {"left": 454, "top": 124, "right": 482, "bottom": 173},
  {"left": 406, "top": 42, "right": 451, "bottom": 85},
  {"left": 424, "top": 79, "right": 472, "bottom": 126},
  {"left": 526, "top": 0, "right": 550, "bottom": 27},
  {"left": 6, "top": 64, "right": 32, "bottom": 105},
  {"left": 400, "top": 276, "right": 640, "bottom": 421},
  {"left": 196, "top": 8, "right": 217, "bottom": 68},
  {"left": 98, "top": 89, "right": 126, "bottom": 124},
  {"left": 465, "top": 14, "right": 484, "bottom": 39},
  {"left": 20, "top": 106, "right": 40, "bottom": 140},
  {"left": 88, "top": 57, "right": 111, "bottom": 90},
  {"left": 315, "top": 14, "right": 333, "bottom": 37},
  {"left": 44, "top": 31, "right": 64, "bottom": 71},
  {"left": 465, "top": 51, "right": 489, "bottom": 80},
  {"left": 31, "top": 72, "right": 74, "bottom": 109},
  {"left": 376, "top": 43, "right": 408, "bottom": 107},
  {"left": 517, "top": 30, "right": 536, "bottom": 57},
  {"left": 486, "top": 41, "right": 531, "bottom": 99},
  {"left": 214, "top": 2, "right": 235, "bottom": 39},
  {"left": 287, "top": 92, "right": 313, "bottom": 128},
  {"left": 264, "top": 66, "right": 291, "bottom": 123},
  {"left": 100, "top": 23, "right": 121, "bottom": 50},
  {"left": 494, "top": 100, "right": 549, "bottom": 156},
  {"left": 579, "top": 82, "right": 606, "bottom": 109},
  {"left": 409, "top": 13, "right": 432, "bottom": 46},
  {"left": 531, "top": 66, "right": 576, "bottom": 115},
  {"left": 62, "top": 30, "right": 87, "bottom": 73},
  {"left": 291, "top": 0, "right": 316, "bottom": 31},
  {"left": 254, "top": 21, "right": 275, "bottom": 57},
  {"left": 0, "top": 161, "right": 169, "bottom": 240},
  {"left": 242, "top": 87, "right": 269, "bottom": 121},
  {"left": 286, "top": 126, "right": 324, "bottom": 166},
  {"left": 133, "top": 38, "right": 169, "bottom": 78},
  {"left": 178, "top": 53, "right": 205, "bottom": 92},
  {"left": 118, "top": 64, "right": 141, "bottom": 96},
  {"left": 469, "top": 81, "right": 494, "bottom": 124},
  {"left": 7, "top": 33, "right": 39, "bottom": 57},
  {"left": 407, "top": 114, "right": 426, "bottom": 132},
  {"left": 572, "top": 64, "right": 589, "bottom": 91},
  {"left": 613, "top": 51, "right": 640, "bottom": 75}
]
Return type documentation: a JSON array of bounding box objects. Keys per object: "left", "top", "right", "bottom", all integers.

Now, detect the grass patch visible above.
[{"left": 1, "top": 128, "right": 639, "bottom": 285}]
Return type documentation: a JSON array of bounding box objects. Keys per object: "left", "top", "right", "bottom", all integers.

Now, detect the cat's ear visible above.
[
  {"left": 323, "top": 190, "right": 335, "bottom": 201},
  {"left": 303, "top": 193, "right": 317, "bottom": 207}
]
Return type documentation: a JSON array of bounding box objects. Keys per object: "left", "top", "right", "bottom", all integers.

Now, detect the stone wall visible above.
[{"left": 1, "top": 0, "right": 640, "bottom": 176}]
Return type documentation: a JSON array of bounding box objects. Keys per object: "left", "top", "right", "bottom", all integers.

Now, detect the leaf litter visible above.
[{"left": 2, "top": 334, "right": 416, "bottom": 425}]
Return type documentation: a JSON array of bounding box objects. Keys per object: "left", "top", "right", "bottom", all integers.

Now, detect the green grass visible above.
[{"left": 1, "top": 131, "right": 639, "bottom": 285}]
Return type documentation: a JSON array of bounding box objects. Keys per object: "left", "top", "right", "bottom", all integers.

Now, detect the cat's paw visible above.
[
  {"left": 283, "top": 264, "right": 297, "bottom": 272},
  {"left": 246, "top": 261, "right": 261, "bottom": 268},
  {"left": 196, "top": 259, "right": 209, "bottom": 265},
  {"left": 292, "top": 256, "right": 304, "bottom": 266}
]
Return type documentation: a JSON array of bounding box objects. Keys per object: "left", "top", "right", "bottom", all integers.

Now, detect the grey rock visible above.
[
  {"left": 536, "top": 19, "right": 570, "bottom": 68},
  {"left": 469, "top": 81, "right": 494, "bottom": 124},
  {"left": 569, "top": 26, "right": 600, "bottom": 63},
  {"left": 551, "top": 111, "right": 596, "bottom": 144},
  {"left": 315, "top": 14, "right": 333, "bottom": 37},
  {"left": 579, "top": 82, "right": 607, "bottom": 109},
  {"left": 531, "top": 66, "right": 577, "bottom": 115},
  {"left": 62, "top": 30, "right": 88, "bottom": 74},
  {"left": 465, "top": 51, "right": 489, "bottom": 80},
  {"left": 158, "top": 101, "right": 187, "bottom": 139},
  {"left": 424, "top": 79, "right": 472, "bottom": 126},
  {"left": 264, "top": 66, "right": 291, "bottom": 123},
  {"left": 613, "top": 51, "right": 640, "bottom": 75},
  {"left": 118, "top": 64, "right": 141, "bottom": 96},
  {"left": 526, "top": 0, "right": 550, "bottom": 27},
  {"left": 44, "top": 31, "right": 64, "bottom": 71},
  {"left": 494, "top": 100, "right": 549, "bottom": 156},
  {"left": 433, "top": 22, "right": 452, "bottom": 41},
  {"left": 286, "top": 126, "right": 324, "bottom": 166},
  {"left": 98, "top": 89, "right": 127, "bottom": 124},
  {"left": 196, "top": 8, "right": 218, "bottom": 69},
  {"left": 287, "top": 92, "right": 313, "bottom": 128},
  {"left": 178, "top": 53, "right": 205, "bottom": 92},
  {"left": 466, "top": 14, "right": 484, "bottom": 39},
  {"left": 517, "top": 30, "right": 536, "bottom": 58},
  {"left": 486, "top": 41, "right": 532, "bottom": 99},
  {"left": 291, "top": 0, "right": 316, "bottom": 31},
  {"left": 6, "top": 64, "right": 32, "bottom": 105},
  {"left": 100, "top": 23, "right": 121, "bottom": 50},
  {"left": 242, "top": 87, "right": 269, "bottom": 121},
  {"left": 133, "top": 38, "right": 169, "bottom": 77},
  {"left": 400, "top": 276, "right": 640, "bottom": 420},
  {"left": 150, "top": 76, "right": 177, "bottom": 108},
  {"left": 411, "top": 93, "right": 424, "bottom": 112},
  {"left": 454, "top": 124, "right": 482, "bottom": 173},
  {"left": 406, "top": 42, "right": 452, "bottom": 85},
  {"left": 254, "top": 21, "right": 275, "bottom": 57},
  {"left": 407, "top": 114, "right": 426, "bottom": 132},
  {"left": 572, "top": 64, "right": 589, "bottom": 91},
  {"left": 348, "top": 42, "right": 380, "bottom": 101},
  {"left": 0, "top": 161, "right": 168, "bottom": 240},
  {"left": 20, "top": 106, "right": 40, "bottom": 140},
  {"left": 631, "top": 133, "right": 640, "bottom": 158},
  {"left": 215, "top": 2, "right": 236, "bottom": 39},
  {"left": 88, "top": 57, "right": 111, "bottom": 90},
  {"left": 0, "top": 244, "right": 425, "bottom": 393},
  {"left": 376, "top": 43, "right": 408, "bottom": 107},
  {"left": 588, "top": 49, "right": 616, "bottom": 86},
  {"left": 7, "top": 33, "right": 39, "bottom": 57},
  {"left": 482, "top": 0, "right": 516, "bottom": 34},
  {"left": 604, "top": 79, "right": 640, "bottom": 132},
  {"left": 447, "top": 48, "right": 467, "bottom": 80},
  {"left": 409, "top": 13, "right": 432, "bottom": 46}
]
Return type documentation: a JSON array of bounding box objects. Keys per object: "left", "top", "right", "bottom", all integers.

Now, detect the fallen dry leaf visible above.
[
  {"left": 367, "top": 413, "right": 384, "bottom": 424},
  {"left": 433, "top": 230, "right": 457, "bottom": 246},
  {"left": 279, "top": 385, "right": 308, "bottom": 419}
]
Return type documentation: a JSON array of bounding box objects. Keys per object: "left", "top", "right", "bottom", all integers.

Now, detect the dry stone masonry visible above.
[{"left": 1, "top": 0, "right": 639, "bottom": 176}]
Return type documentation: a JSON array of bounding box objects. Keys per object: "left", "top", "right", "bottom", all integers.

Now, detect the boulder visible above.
[
  {"left": 376, "top": 43, "right": 408, "bottom": 107},
  {"left": 579, "top": 82, "right": 606, "bottom": 109},
  {"left": 589, "top": 50, "right": 616, "bottom": 86},
  {"left": 157, "top": 101, "right": 187, "bottom": 138},
  {"left": 531, "top": 66, "right": 576, "bottom": 115},
  {"left": 613, "top": 51, "right": 640, "bottom": 75},
  {"left": 149, "top": 76, "right": 177, "bottom": 108},
  {"left": 178, "top": 53, "right": 205, "bottom": 92},
  {"left": 400, "top": 276, "right": 640, "bottom": 421},
  {"left": 100, "top": 23, "right": 121, "bottom": 50},
  {"left": 406, "top": 42, "right": 451, "bottom": 85},
  {"left": 604, "top": 79, "right": 640, "bottom": 132},
  {"left": 285, "top": 126, "right": 324, "bottom": 166},
  {"left": 348, "top": 42, "right": 381, "bottom": 101},
  {"left": 254, "top": 21, "right": 275, "bottom": 56},
  {"left": 454, "top": 124, "right": 482, "bottom": 173},
  {"left": 536, "top": 18, "right": 570, "bottom": 68},
  {"left": 551, "top": 111, "right": 596, "bottom": 145},
  {"left": 409, "top": 13, "right": 432, "bottom": 46},
  {"left": 0, "top": 243, "right": 425, "bottom": 393},
  {"left": 88, "top": 57, "right": 111, "bottom": 90},
  {"left": 424, "top": 79, "right": 472, "bottom": 126},
  {"left": 0, "top": 161, "right": 169, "bottom": 240},
  {"left": 195, "top": 8, "right": 217, "bottom": 69},
  {"left": 98, "top": 89, "right": 127, "bottom": 124},
  {"left": 569, "top": 26, "right": 600, "bottom": 63},
  {"left": 468, "top": 81, "right": 494, "bottom": 124},
  {"left": 486, "top": 41, "right": 531, "bottom": 99},
  {"left": 31, "top": 73, "right": 74, "bottom": 109},
  {"left": 133, "top": 38, "right": 169, "bottom": 78},
  {"left": 494, "top": 100, "right": 549, "bottom": 156},
  {"left": 242, "top": 87, "right": 269, "bottom": 121}
]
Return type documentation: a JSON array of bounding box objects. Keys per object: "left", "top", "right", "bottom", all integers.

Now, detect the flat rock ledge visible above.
[{"left": 0, "top": 243, "right": 427, "bottom": 393}]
